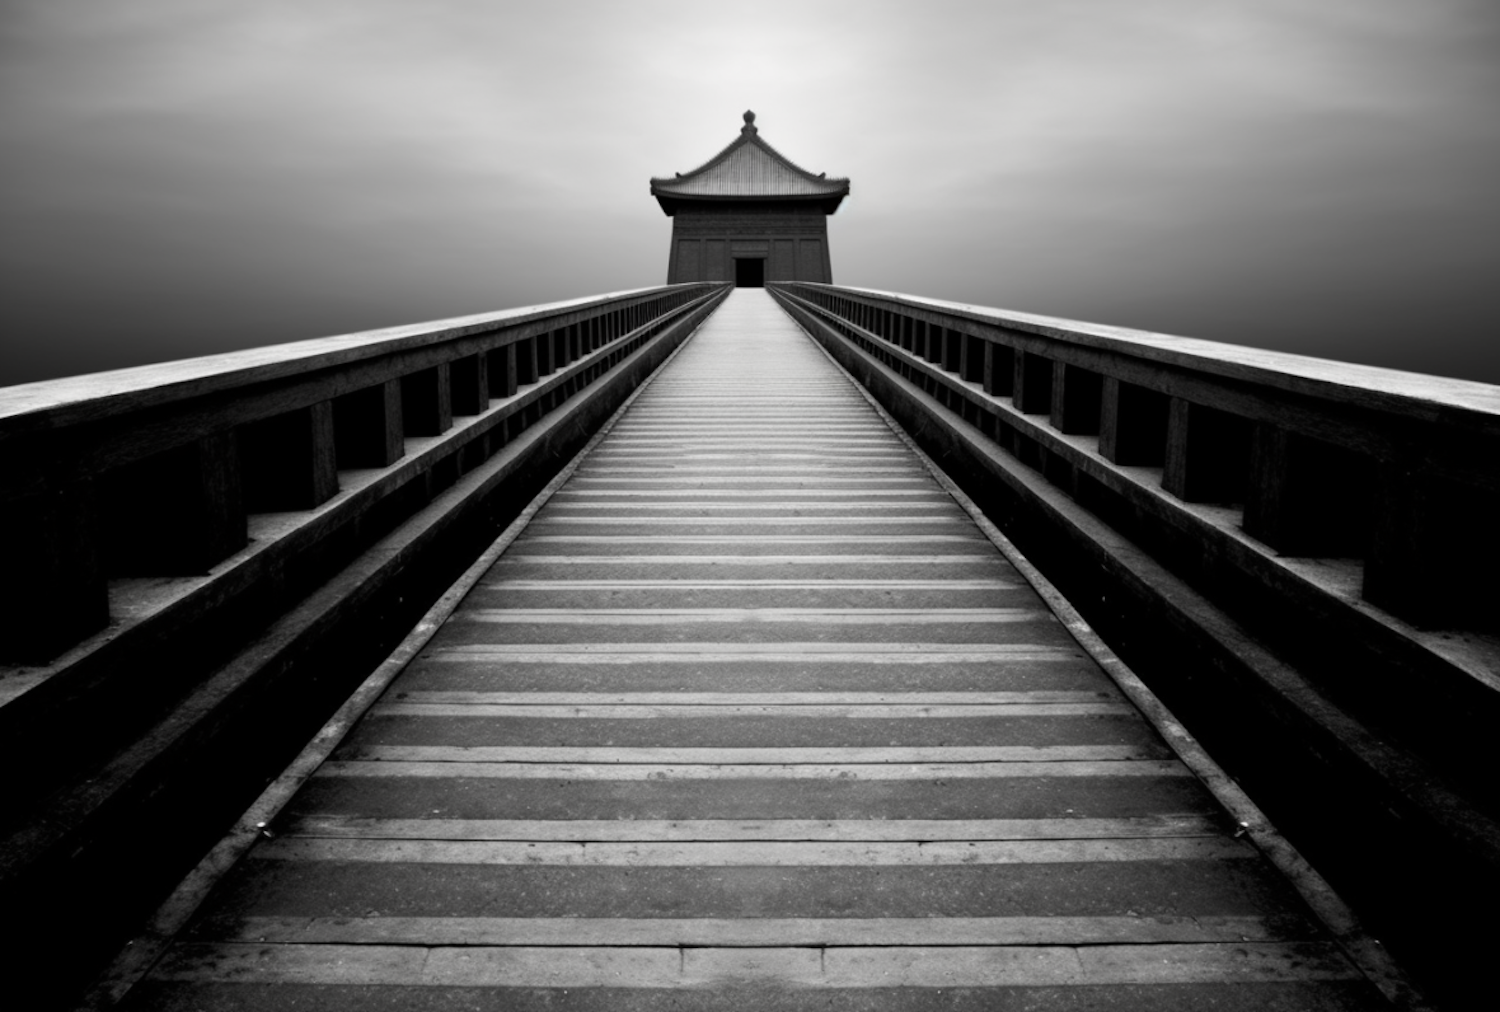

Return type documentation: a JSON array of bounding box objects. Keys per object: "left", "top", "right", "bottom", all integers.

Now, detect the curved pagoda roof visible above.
[{"left": 651, "top": 111, "right": 849, "bottom": 215}]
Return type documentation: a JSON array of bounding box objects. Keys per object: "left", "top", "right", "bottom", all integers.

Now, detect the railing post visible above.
[
  {"left": 488, "top": 345, "right": 519, "bottom": 398},
  {"left": 401, "top": 363, "right": 454, "bottom": 436},
  {"left": 515, "top": 337, "right": 538, "bottom": 385},
  {"left": 1, "top": 481, "right": 108, "bottom": 662},
  {"left": 1162, "top": 398, "right": 1248, "bottom": 503},
  {"left": 983, "top": 342, "right": 1014, "bottom": 398},
  {"left": 450, "top": 353, "right": 489, "bottom": 416},
  {"left": 924, "top": 323, "right": 944, "bottom": 366},
  {"left": 1098, "top": 378, "right": 1167, "bottom": 465},
  {"left": 1012, "top": 351, "right": 1053, "bottom": 414},
  {"left": 942, "top": 327, "right": 962, "bottom": 373},
  {"left": 334, "top": 380, "right": 404, "bottom": 468},
  {"left": 241, "top": 403, "right": 339, "bottom": 511},
  {"left": 1242, "top": 424, "right": 1369, "bottom": 556},
  {"left": 102, "top": 431, "right": 247, "bottom": 577},
  {"left": 536, "top": 332, "right": 555, "bottom": 376},
  {"left": 1049, "top": 364, "right": 1102, "bottom": 435},
  {"left": 1364, "top": 468, "right": 1498, "bottom": 629}
]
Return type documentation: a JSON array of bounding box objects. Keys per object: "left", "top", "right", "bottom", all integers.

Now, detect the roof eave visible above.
[{"left": 653, "top": 190, "right": 848, "bottom": 216}]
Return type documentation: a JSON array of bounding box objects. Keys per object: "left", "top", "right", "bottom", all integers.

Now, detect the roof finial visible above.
[{"left": 741, "top": 110, "right": 757, "bottom": 135}]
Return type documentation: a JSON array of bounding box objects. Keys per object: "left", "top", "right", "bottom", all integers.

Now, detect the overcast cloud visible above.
[{"left": 3, "top": 0, "right": 1497, "bottom": 386}]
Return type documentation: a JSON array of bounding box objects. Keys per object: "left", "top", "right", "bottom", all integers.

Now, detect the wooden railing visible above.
[
  {"left": 771, "top": 280, "right": 1500, "bottom": 1001},
  {"left": 1, "top": 283, "right": 723, "bottom": 666},
  {"left": 0, "top": 283, "right": 726, "bottom": 905},
  {"left": 0, "top": 283, "right": 729, "bottom": 986}
]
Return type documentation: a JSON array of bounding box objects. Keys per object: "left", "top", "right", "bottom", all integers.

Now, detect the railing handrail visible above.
[
  {"left": 0, "top": 284, "right": 715, "bottom": 431},
  {"left": 797, "top": 283, "right": 1500, "bottom": 427}
]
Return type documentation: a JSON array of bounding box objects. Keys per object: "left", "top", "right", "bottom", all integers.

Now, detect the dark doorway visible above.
[{"left": 734, "top": 258, "right": 764, "bottom": 288}]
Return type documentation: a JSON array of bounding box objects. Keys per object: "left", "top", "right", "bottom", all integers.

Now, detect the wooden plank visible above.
[
  {"left": 148, "top": 942, "right": 1360, "bottom": 987},
  {"left": 279, "top": 815, "right": 1223, "bottom": 841},
  {"left": 456, "top": 608, "right": 1046, "bottom": 625},
  {"left": 335, "top": 745, "right": 1155, "bottom": 763},
  {"left": 388, "top": 691, "right": 1109, "bottom": 705},
  {"left": 316, "top": 760, "right": 1193, "bottom": 780},
  {"left": 423, "top": 645, "right": 1082, "bottom": 663},
  {"left": 367, "top": 702, "right": 1131, "bottom": 718},
  {"left": 217, "top": 914, "right": 1279, "bottom": 946},
  {"left": 248, "top": 836, "right": 1253, "bottom": 866}
]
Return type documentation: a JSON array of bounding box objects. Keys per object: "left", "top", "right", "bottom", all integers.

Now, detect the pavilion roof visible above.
[{"left": 650, "top": 111, "right": 849, "bottom": 214}]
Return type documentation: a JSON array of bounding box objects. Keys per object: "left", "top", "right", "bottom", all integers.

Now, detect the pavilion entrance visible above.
[{"left": 734, "top": 257, "right": 765, "bottom": 288}]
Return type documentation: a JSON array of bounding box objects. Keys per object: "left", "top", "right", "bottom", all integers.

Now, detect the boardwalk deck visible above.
[{"left": 124, "top": 291, "right": 1390, "bottom": 1009}]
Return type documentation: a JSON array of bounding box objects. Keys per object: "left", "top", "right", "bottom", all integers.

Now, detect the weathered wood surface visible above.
[{"left": 126, "top": 291, "right": 1389, "bottom": 1009}]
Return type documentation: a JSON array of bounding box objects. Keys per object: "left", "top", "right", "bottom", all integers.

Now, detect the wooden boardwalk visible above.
[{"left": 126, "top": 291, "right": 1389, "bottom": 1009}]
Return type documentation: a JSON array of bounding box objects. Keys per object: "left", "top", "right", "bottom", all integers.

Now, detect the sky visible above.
[{"left": 2, "top": 0, "right": 1498, "bottom": 388}]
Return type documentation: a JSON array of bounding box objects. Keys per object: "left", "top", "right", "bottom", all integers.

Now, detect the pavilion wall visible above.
[{"left": 667, "top": 202, "right": 833, "bottom": 284}]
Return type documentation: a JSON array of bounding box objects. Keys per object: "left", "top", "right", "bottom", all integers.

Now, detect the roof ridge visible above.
[{"left": 649, "top": 110, "right": 849, "bottom": 187}]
